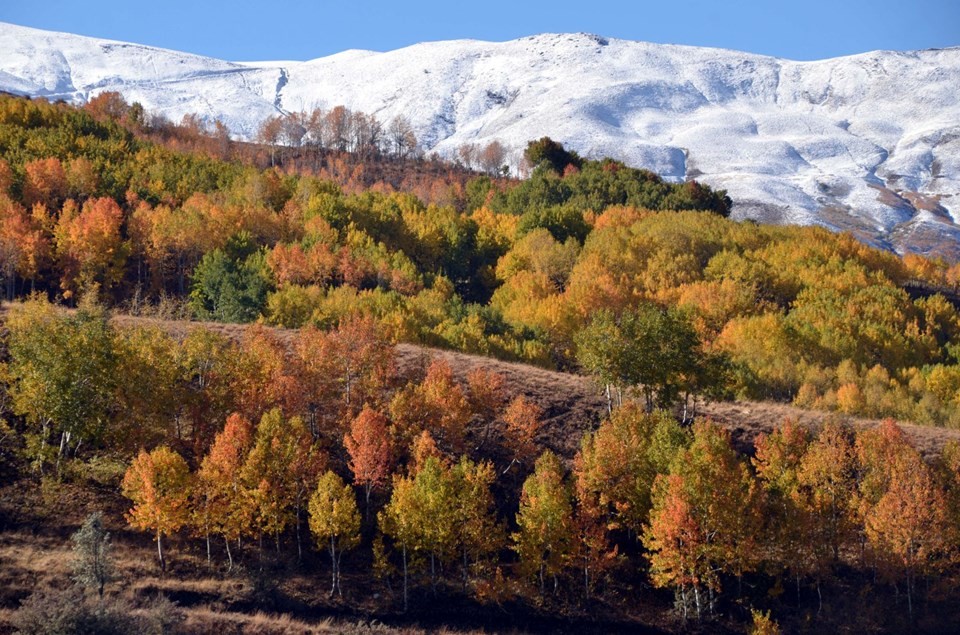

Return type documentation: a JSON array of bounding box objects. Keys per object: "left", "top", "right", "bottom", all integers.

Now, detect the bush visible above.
[{"left": 12, "top": 587, "right": 183, "bottom": 635}]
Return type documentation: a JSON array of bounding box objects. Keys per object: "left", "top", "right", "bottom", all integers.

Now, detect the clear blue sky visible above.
[{"left": 2, "top": 0, "right": 958, "bottom": 62}]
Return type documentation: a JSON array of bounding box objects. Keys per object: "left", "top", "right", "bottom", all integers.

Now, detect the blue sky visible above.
[{"left": 2, "top": 0, "right": 958, "bottom": 61}]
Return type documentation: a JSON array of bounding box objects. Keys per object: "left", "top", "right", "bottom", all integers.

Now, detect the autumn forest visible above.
[{"left": 3, "top": 93, "right": 960, "bottom": 633}]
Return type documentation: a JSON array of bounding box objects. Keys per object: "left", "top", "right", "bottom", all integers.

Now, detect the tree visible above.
[
  {"left": 388, "top": 116, "right": 417, "bottom": 159},
  {"left": 576, "top": 305, "right": 701, "bottom": 413},
  {"left": 177, "top": 327, "right": 238, "bottom": 456},
  {"left": 643, "top": 421, "right": 764, "bottom": 619},
  {"left": 22, "top": 157, "right": 67, "bottom": 208},
  {"left": 241, "top": 408, "right": 320, "bottom": 556},
  {"left": 513, "top": 451, "right": 576, "bottom": 596},
  {"left": 296, "top": 317, "right": 396, "bottom": 435},
  {"left": 389, "top": 358, "right": 472, "bottom": 454},
  {"left": 575, "top": 405, "right": 686, "bottom": 539},
  {"left": 856, "top": 421, "right": 956, "bottom": 618},
  {"left": 379, "top": 455, "right": 459, "bottom": 608},
  {"left": 451, "top": 457, "right": 503, "bottom": 592},
  {"left": 479, "top": 141, "right": 507, "bottom": 176},
  {"left": 379, "top": 474, "right": 418, "bottom": 611},
  {"left": 501, "top": 395, "right": 542, "bottom": 471},
  {"left": 6, "top": 297, "right": 116, "bottom": 474},
  {"left": 752, "top": 420, "right": 814, "bottom": 604},
  {"left": 194, "top": 413, "right": 253, "bottom": 569},
  {"left": 71, "top": 511, "right": 113, "bottom": 605},
  {"left": 465, "top": 368, "right": 506, "bottom": 447},
  {"left": 189, "top": 232, "right": 274, "bottom": 323},
  {"left": 0, "top": 195, "right": 47, "bottom": 300},
  {"left": 257, "top": 115, "right": 284, "bottom": 166},
  {"left": 121, "top": 446, "right": 192, "bottom": 571},
  {"left": 53, "top": 197, "right": 128, "bottom": 299},
  {"left": 114, "top": 326, "right": 182, "bottom": 453},
  {"left": 523, "top": 137, "right": 582, "bottom": 174},
  {"left": 344, "top": 407, "right": 394, "bottom": 516},
  {"left": 644, "top": 473, "right": 705, "bottom": 620},
  {"left": 796, "top": 421, "right": 857, "bottom": 570},
  {"left": 234, "top": 325, "right": 304, "bottom": 420},
  {"left": 864, "top": 453, "right": 954, "bottom": 618},
  {"left": 308, "top": 471, "right": 362, "bottom": 597}
]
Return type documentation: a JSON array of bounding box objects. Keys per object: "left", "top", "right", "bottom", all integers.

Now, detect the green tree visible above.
[
  {"left": 71, "top": 511, "right": 113, "bottom": 605},
  {"left": 189, "top": 232, "right": 274, "bottom": 322},
  {"left": 575, "top": 305, "right": 701, "bottom": 412},
  {"left": 523, "top": 137, "right": 583, "bottom": 174}
]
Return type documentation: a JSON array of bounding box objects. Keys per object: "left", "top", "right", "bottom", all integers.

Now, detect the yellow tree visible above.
[
  {"left": 379, "top": 454, "right": 459, "bottom": 608},
  {"left": 242, "top": 409, "right": 319, "bottom": 555},
  {"left": 513, "top": 451, "right": 576, "bottom": 596},
  {"left": 451, "top": 457, "right": 503, "bottom": 592},
  {"left": 121, "top": 446, "right": 192, "bottom": 571},
  {"left": 575, "top": 405, "right": 685, "bottom": 537},
  {"left": 309, "top": 471, "right": 361, "bottom": 597},
  {"left": 752, "top": 419, "right": 813, "bottom": 604}
]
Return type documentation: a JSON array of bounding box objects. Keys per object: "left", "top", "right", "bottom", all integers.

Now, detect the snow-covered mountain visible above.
[{"left": 2, "top": 22, "right": 959, "bottom": 258}]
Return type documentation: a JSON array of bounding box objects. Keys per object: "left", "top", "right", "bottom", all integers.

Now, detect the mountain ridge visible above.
[{"left": 1, "top": 21, "right": 958, "bottom": 258}]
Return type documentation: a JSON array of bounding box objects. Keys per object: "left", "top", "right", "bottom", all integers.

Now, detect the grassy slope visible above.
[{"left": 108, "top": 311, "right": 960, "bottom": 460}]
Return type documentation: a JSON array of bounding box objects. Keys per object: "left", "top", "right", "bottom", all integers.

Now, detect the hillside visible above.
[
  {"left": 107, "top": 310, "right": 960, "bottom": 459},
  {"left": 1, "top": 22, "right": 959, "bottom": 258},
  {"left": 5, "top": 304, "right": 960, "bottom": 634}
]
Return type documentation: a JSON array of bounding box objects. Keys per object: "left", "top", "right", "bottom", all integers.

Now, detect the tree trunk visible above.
[
  {"left": 907, "top": 571, "right": 913, "bottom": 620},
  {"left": 336, "top": 547, "right": 345, "bottom": 598},
  {"left": 225, "top": 537, "right": 233, "bottom": 571},
  {"left": 296, "top": 503, "right": 303, "bottom": 564},
  {"left": 402, "top": 544, "right": 409, "bottom": 612},
  {"left": 56, "top": 429, "right": 71, "bottom": 475},
  {"left": 329, "top": 537, "right": 338, "bottom": 597},
  {"left": 157, "top": 530, "right": 165, "bottom": 572}
]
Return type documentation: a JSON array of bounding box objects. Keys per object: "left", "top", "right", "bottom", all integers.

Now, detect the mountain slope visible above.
[{"left": 1, "top": 22, "right": 959, "bottom": 258}]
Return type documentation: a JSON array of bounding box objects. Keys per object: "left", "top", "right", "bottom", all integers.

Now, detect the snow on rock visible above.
[{"left": 1, "top": 22, "right": 959, "bottom": 258}]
